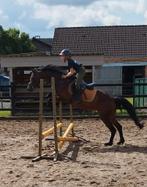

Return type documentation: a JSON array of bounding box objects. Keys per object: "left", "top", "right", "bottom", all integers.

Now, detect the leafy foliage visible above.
[{"left": 0, "top": 26, "right": 36, "bottom": 54}]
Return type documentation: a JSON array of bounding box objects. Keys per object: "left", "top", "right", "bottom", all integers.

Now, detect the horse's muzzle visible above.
[{"left": 27, "top": 83, "right": 34, "bottom": 91}]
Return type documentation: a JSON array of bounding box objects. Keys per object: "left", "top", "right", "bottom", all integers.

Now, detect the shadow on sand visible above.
[
  {"left": 99, "top": 144, "right": 147, "bottom": 154},
  {"left": 61, "top": 137, "right": 89, "bottom": 161},
  {"left": 59, "top": 135, "right": 147, "bottom": 161}
]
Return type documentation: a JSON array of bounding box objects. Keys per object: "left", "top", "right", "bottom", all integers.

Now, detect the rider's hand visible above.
[{"left": 62, "top": 75, "right": 67, "bottom": 79}]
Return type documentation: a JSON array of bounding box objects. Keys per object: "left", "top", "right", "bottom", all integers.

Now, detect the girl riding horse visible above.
[
  {"left": 27, "top": 64, "right": 144, "bottom": 146},
  {"left": 59, "top": 49, "right": 85, "bottom": 101}
]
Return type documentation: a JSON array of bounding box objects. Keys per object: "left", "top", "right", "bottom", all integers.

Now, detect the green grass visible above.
[
  {"left": 126, "top": 98, "right": 133, "bottom": 104},
  {"left": 0, "top": 111, "right": 11, "bottom": 117}
]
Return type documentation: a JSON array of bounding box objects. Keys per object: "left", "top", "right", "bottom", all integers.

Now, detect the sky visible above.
[{"left": 0, "top": 0, "right": 147, "bottom": 38}]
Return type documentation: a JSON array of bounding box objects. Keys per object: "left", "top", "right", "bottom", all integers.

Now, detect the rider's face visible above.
[{"left": 60, "top": 55, "right": 68, "bottom": 63}]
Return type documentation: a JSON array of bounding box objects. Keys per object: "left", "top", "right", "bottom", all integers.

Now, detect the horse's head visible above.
[
  {"left": 27, "top": 65, "right": 65, "bottom": 91},
  {"left": 27, "top": 68, "right": 41, "bottom": 91},
  {"left": 27, "top": 64, "right": 76, "bottom": 101}
]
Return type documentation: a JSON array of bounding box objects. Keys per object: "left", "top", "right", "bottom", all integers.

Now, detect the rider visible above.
[{"left": 59, "top": 49, "right": 85, "bottom": 101}]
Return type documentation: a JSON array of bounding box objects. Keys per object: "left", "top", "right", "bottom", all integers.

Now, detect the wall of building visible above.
[
  {"left": 94, "top": 66, "right": 122, "bottom": 96},
  {"left": 145, "top": 66, "right": 147, "bottom": 78},
  {"left": 0, "top": 55, "right": 104, "bottom": 84},
  {"left": 0, "top": 55, "right": 105, "bottom": 68}
]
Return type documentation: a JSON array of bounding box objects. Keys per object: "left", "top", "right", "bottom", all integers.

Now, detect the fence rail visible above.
[{"left": 0, "top": 82, "right": 146, "bottom": 116}]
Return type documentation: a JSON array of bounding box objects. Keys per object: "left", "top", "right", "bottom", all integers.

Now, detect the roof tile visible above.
[{"left": 52, "top": 25, "right": 147, "bottom": 56}]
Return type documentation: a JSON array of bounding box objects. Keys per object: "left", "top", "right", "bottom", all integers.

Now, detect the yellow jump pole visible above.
[
  {"left": 58, "top": 122, "right": 74, "bottom": 150},
  {"left": 58, "top": 136, "right": 79, "bottom": 142},
  {"left": 42, "top": 123, "right": 62, "bottom": 139}
]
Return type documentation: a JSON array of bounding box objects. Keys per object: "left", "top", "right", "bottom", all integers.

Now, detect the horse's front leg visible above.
[{"left": 101, "top": 117, "right": 116, "bottom": 146}]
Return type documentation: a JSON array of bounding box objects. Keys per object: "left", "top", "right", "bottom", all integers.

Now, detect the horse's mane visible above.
[
  {"left": 38, "top": 64, "right": 65, "bottom": 75},
  {"left": 36, "top": 64, "right": 75, "bottom": 81}
]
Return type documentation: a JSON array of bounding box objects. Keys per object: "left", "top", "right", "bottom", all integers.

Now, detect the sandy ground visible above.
[{"left": 0, "top": 119, "right": 147, "bottom": 187}]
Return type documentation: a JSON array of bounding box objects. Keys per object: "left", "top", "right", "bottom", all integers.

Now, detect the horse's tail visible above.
[{"left": 114, "top": 97, "right": 144, "bottom": 129}]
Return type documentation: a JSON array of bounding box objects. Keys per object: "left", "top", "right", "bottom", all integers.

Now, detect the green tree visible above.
[{"left": 0, "top": 26, "right": 36, "bottom": 54}]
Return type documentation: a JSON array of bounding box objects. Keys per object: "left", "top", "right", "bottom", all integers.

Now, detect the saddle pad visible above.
[{"left": 82, "top": 89, "right": 97, "bottom": 102}]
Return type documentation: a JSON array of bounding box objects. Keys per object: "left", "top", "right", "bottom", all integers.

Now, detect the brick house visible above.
[{"left": 1, "top": 25, "right": 147, "bottom": 95}]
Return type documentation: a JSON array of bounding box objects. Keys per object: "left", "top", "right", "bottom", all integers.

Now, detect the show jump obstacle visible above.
[{"left": 22, "top": 77, "right": 79, "bottom": 162}]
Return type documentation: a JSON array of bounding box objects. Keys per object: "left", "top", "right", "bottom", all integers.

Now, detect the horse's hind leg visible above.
[
  {"left": 114, "top": 120, "right": 125, "bottom": 145},
  {"left": 101, "top": 117, "right": 116, "bottom": 146}
]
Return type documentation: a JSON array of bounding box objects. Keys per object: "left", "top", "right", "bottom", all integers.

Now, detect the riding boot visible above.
[{"left": 73, "top": 88, "right": 82, "bottom": 102}]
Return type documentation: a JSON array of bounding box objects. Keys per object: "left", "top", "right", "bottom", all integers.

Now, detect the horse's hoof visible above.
[
  {"left": 138, "top": 122, "right": 144, "bottom": 129},
  {"left": 117, "top": 140, "right": 125, "bottom": 145},
  {"left": 104, "top": 142, "right": 113, "bottom": 146}
]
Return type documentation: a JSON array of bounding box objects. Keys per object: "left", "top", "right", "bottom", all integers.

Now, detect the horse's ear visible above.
[{"left": 32, "top": 68, "right": 38, "bottom": 73}]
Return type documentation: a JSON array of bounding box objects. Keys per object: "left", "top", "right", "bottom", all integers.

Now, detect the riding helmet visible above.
[{"left": 59, "top": 49, "right": 71, "bottom": 56}]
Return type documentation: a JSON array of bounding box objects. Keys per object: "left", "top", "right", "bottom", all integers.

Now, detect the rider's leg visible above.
[
  {"left": 73, "top": 67, "right": 86, "bottom": 101},
  {"left": 75, "top": 66, "right": 86, "bottom": 89}
]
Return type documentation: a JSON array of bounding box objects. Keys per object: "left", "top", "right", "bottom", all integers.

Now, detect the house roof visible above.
[
  {"left": 32, "top": 38, "right": 53, "bottom": 46},
  {"left": 0, "top": 52, "right": 50, "bottom": 57},
  {"left": 52, "top": 25, "right": 147, "bottom": 57},
  {"left": 0, "top": 38, "right": 53, "bottom": 57},
  {"left": 32, "top": 37, "right": 53, "bottom": 53}
]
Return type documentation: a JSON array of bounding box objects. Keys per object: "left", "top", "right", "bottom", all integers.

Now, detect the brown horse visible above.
[{"left": 27, "top": 65, "right": 144, "bottom": 146}]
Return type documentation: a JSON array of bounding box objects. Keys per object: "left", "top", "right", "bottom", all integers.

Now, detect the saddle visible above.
[
  {"left": 68, "top": 77, "right": 97, "bottom": 102},
  {"left": 80, "top": 81, "right": 96, "bottom": 90}
]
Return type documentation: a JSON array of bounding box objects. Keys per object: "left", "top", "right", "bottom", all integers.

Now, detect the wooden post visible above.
[
  {"left": 59, "top": 101, "right": 63, "bottom": 136},
  {"left": 0, "top": 92, "right": 3, "bottom": 109},
  {"left": 30, "top": 79, "right": 45, "bottom": 162},
  {"left": 51, "top": 77, "right": 59, "bottom": 161},
  {"left": 11, "top": 82, "right": 15, "bottom": 116},
  {"left": 38, "top": 79, "right": 44, "bottom": 157},
  {"left": 70, "top": 104, "right": 75, "bottom": 136},
  {"left": 69, "top": 104, "right": 73, "bottom": 122}
]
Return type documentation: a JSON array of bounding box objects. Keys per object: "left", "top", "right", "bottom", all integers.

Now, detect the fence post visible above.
[
  {"left": 51, "top": 77, "right": 59, "bottom": 161},
  {"left": 0, "top": 91, "right": 3, "bottom": 109},
  {"left": 59, "top": 100, "right": 63, "bottom": 136},
  {"left": 11, "top": 82, "right": 15, "bottom": 116},
  {"left": 70, "top": 104, "right": 75, "bottom": 136},
  {"left": 38, "top": 79, "right": 44, "bottom": 157}
]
